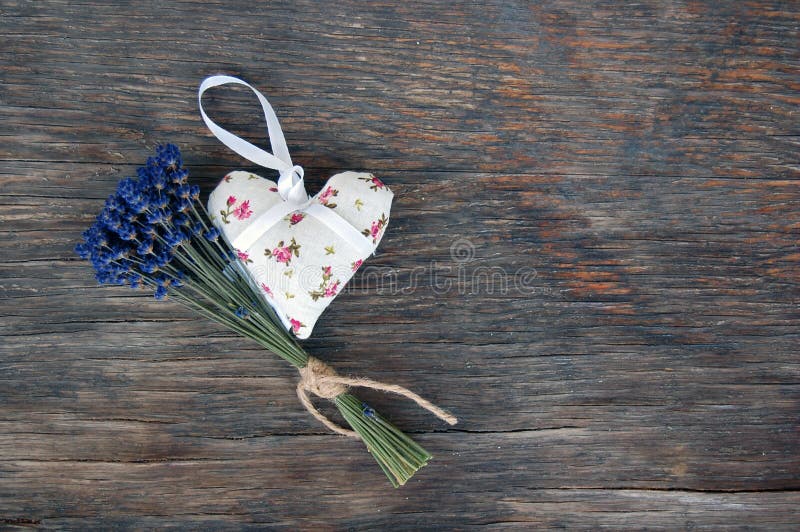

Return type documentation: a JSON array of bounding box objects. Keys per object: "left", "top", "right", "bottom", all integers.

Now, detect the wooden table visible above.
[{"left": 2, "top": 1, "right": 798, "bottom": 528}]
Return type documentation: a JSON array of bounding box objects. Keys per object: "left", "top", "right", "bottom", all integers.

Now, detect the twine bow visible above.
[{"left": 296, "top": 356, "right": 458, "bottom": 438}]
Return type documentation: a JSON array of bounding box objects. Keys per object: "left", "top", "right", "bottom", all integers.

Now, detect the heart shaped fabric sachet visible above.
[
  {"left": 208, "top": 170, "right": 392, "bottom": 338},
  {"left": 199, "top": 76, "right": 392, "bottom": 339}
]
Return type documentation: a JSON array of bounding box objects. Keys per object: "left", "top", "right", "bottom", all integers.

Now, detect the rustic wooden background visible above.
[{"left": 2, "top": 0, "right": 799, "bottom": 529}]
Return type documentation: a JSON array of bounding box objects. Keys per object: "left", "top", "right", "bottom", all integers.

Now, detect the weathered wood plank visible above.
[{"left": 1, "top": 0, "right": 799, "bottom": 528}]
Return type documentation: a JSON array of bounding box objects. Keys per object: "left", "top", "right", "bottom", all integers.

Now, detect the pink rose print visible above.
[
  {"left": 273, "top": 247, "right": 291, "bottom": 263},
  {"left": 232, "top": 199, "right": 253, "bottom": 220},
  {"left": 220, "top": 196, "right": 252, "bottom": 224},
  {"left": 289, "top": 318, "right": 304, "bottom": 335},
  {"left": 264, "top": 237, "right": 301, "bottom": 266},
  {"left": 362, "top": 213, "right": 388, "bottom": 244},
  {"left": 260, "top": 283, "right": 273, "bottom": 297},
  {"left": 370, "top": 221, "right": 381, "bottom": 238},
  {"left": 317, "top": 185, "right": 339, "bottom": 208},
  {"left": 288, "top": 212, "right": 305, "bottom": 225},
  {"left": 324, "top": 281, "right": 340, "bottom": 298},
  {"left": 309, "top": 265, "right": 341, "bottom": 301},
  {"left": 359, "top": 174, "right": 385, "bottom": 191},
  {"left": 236, "top": 249, "right": 253, "bottom": 264},
  {"left": 351, "top": 259, "right": 363, "bottom": 272}
]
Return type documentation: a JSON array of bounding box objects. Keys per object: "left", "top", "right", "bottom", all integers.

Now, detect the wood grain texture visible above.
[{"left": 1, "top": 0, "right": 799, "bottom": 529}]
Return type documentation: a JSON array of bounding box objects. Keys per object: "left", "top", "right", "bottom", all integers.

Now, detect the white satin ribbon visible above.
[
  {"left": 304, "top": 204, "right": 373, "bottom": 256},
  {"left": 199, "top": 75, "right": 310, "bottom": 206},
  {"left": 199, "top": 75, "right": 373, "bottom": 256}
]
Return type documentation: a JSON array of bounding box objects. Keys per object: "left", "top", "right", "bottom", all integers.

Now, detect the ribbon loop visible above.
[
  {"left": 279, "top": 164, "right": 309, "bottom": 206},
  {"left": 198, "top": 75, "right": 307, "bottom": 203},
  {"left": 200, "top": 75, "right": 374, "bottom": 260}
]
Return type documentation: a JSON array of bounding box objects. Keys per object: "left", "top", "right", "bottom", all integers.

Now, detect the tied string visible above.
[{"left": 296, "top": 356, "right": 458, "bottom": 438}]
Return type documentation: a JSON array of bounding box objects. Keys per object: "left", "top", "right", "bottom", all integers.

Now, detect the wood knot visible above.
[{"left": 298, "top": 356, "right": 349, "bottom": 399}]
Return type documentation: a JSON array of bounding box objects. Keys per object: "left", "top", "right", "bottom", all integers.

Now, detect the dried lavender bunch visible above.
[{"left": 75, "top": 144, "right": 441, "bottom": 486}]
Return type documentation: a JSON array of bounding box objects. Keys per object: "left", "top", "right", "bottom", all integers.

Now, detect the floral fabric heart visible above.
[{"left": 208, "top": 170, "right": 392, "bottom": 338}]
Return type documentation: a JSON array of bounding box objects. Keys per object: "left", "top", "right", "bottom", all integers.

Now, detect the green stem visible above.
[{"left": 335, "top": 393, "right": 434, "bottom": 487}]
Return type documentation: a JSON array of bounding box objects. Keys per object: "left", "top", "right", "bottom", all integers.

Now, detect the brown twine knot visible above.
[
  {"left": 296, "top": 356, "right": 458, "bottom": 438},
  {"left": 298, "top": 356, "right": 349, "bottom": 399}
]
